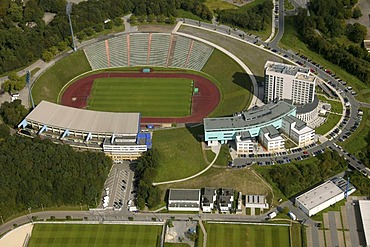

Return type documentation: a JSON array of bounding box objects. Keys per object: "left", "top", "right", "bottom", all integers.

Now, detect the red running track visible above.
[{"left": 61, "top": 72, "right": 220, "bottom": 124}]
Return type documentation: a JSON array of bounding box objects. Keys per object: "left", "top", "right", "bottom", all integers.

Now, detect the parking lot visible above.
[{"left": 100, "top": 162, "right": 135, "bottom": 211}]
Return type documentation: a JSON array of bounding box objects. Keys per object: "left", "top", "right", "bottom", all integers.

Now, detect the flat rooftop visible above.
[
  {"left": 358, "top": 200, "right": 370, "bottom": 247},
  {"left": 169, "top": 189, "right": 200, "bottom": 201},
  {"left": 265, "top": 61, "right": 310, "bottom": 76},
  {"left": 295, "top": 180, "right": 344, "bottom": 210},
  {"left": 25, "top": 101, "right": 140, "bottom": 134},
  {"left": 204, "top": 101, "right": 296, "bottom": 130}
]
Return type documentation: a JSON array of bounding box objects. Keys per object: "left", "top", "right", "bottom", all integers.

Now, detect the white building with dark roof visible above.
[
  {"left": 259, "top": 125, "right": 285, "bottom": 151},
  {"left": 235, "top": 131, "right": 257, "bottom": 155},
  {"left": 201, "top": 188, "right": 217, "bottom": 212},
  {"left": 168, "top": 189, "right": 201, "bottom": 212},
  {"left": 295, "top": 178, "right": 356, "bottom": 216},
  {"left": 358, "top": 200, "right": 370, "bottom": 247},
  {"left": 264, "top": 61, "right": 316, "bottom": 105},
  {"left": 219, "top": 188, "right": 234, "bottom": 212},
  {"left": 281, "top": 115, "right": 315, "bottom": 146}
]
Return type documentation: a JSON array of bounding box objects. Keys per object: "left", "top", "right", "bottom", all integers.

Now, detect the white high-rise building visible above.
[{"left": 264, "top": 61, "right": 316, "bottom": 105}]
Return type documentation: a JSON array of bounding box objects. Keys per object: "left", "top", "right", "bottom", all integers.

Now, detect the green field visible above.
[
  {"left": 28, "top": 224, "right": 162, "bottom": 247},
  {"left": 32, "top": 50, "right": 91, "bottom": 104},
  {"left": 88, "top": 77, "right": 193, "bottom": 117},
  {"left": 206, "top": 223, "right": 290, "bottom": 247}
]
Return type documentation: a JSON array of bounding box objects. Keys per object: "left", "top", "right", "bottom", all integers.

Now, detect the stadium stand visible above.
[
  {"left": 108, "top": 35, "right": 128, "bottom": 67},
  {"left": 83, "top": 33, "right": 213, "bottom": 71},
  {"left": 149, "top": 33, "right": 171, "bottom": 66},
  {"left": 129, "top": 33, "right": 150, "bottom": 66},
  {"left": 186, "top": 41, "right": 214, "bottom": 71},
  {"left": 171, "top": 36, "right": 191, "bottom": 68},
  {"left": 84, "top": 41, "right": 108, "bottom": 70}
]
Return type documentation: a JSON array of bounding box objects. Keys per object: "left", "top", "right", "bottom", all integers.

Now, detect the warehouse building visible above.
[
  {"left": 358, "top": 200, "right": 370, "bottom": 247},
  {"left": 295, "top": 177, "right": 356, "bottom": 216}
]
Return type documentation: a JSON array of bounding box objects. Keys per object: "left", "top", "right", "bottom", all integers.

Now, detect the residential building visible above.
[
  {"left": 219, "top": 188, "right": 234, "bottom": 212},
  {"left": 201, "top": 188, "right": 217, "bottom": 213},
  {"left": 245, "top": 195, "right": 269, "bottom": 210},
  {"left": 168, "top": 189, "right": 201, "bottom": 212},
  {"left": 264, "top": 61, "right": 316, "bottom": 105}
]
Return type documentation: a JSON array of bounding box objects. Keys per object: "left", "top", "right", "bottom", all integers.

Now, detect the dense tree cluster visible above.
[
  {"left": 216, "top": 0, "right": 273, "bottom": 31},
  {"left": 0, "top": 100, "right": 28, "bottom": 127},
  {"left": 295, "top": 0, "right": 370, "bottom": 85},
  {"left": 260, "top": 151, "right": 347, "bottom": 197},
  {"left": 135, "top": 148, "right": 162, "bottom": 209},
  {"left": 0, "top": 134, "right": 112, "bottom": 220},
  {"left": 0, "top": 0, "right": 212, "bottom": 74}
]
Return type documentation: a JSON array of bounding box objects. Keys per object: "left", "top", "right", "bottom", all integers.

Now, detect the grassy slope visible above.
[
  {"left": 206, "top": 223, "right": 290, "bottom": 247},
  {"left": 342, "top": 108, "right": 370, "bottom": 155},
  {"left": 158, "top": 167, "right": 271, "bottom": 199},
  {"left": 28, "top": 224, "right": 162, "bottom": 247},
  {"left": 315, "top": 114, "right": 341, "bottom": 135},
  {"left": 32, "top": 50, "right": 91, "bottom": 104},
  {"left": 88, "top": 77, "right": 192, "bottom": 117},
  {"left": 153, "top": 126, "right": 207, "bottom": 182},
  {"left": 205, "top": 0, "right": 238, "bottom": 10},
  {"left": 202, "top": 49, "right": 252, "bottom": 116},
  {"left": 280, "top": 17, "right": 370, "bottom": 103}
]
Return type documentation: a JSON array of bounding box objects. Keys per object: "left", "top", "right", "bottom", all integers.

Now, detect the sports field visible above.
[
  {"left": 28, "top": 224, "right": 162, "bottom": 247},
  {"left": 87, "top": 77, "right": 193, "bottom": 117},
  {"left": 206, "top": 223, "right": 290, "bottom": 247}
]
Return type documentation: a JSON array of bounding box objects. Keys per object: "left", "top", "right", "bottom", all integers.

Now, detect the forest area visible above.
[{"left": 0, "top": 100, "right": 112, "bottom": 220}]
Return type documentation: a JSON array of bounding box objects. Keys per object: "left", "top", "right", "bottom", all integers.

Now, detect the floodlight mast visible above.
[{"left": 66, "top": 3, "right": 77, "bottom": 51}]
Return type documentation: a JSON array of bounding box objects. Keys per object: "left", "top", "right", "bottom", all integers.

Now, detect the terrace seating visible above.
[
  {"left": 129, "top": 33, "right": 149, "bottom": 66},
  {"left": 186, "top": 40, "right": 214, "bottom": 71},
  {"left": 84, "top": 41, "right": 108, "bottom": 70},
  {"left": 171, "top": 36, "right": 191, "bottom": 68},
  {"left": 148, "top": 33, "right": 171, "bottom": 67},
  {"left": 108, "top": 35, "right": 128, "bottom": 67}
]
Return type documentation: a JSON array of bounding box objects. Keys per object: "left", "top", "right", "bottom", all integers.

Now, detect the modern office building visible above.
[
  {"left": 203, "top": 101, "right": 296, "bottom": 146},
  {"left": 281, "top": 115, "right": 315, "bottom": 146},
  {"left": 295, "top": 177, "right": 356, "bottom": 216},
  {"left": 264, "top": 61, "right": 316, "bottom": 105},
  {"left": 259, "top": 125, "right": 285, "bottom": 151},
  {"left": 235, "top": 131, "right": 258, "bottom": 155}
]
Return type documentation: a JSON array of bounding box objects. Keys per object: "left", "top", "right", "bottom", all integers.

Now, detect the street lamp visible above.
[{"left": 66, "top": 2, "right": 77, "bottom": 51}]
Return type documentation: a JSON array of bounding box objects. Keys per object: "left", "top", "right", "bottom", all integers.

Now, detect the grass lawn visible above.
[
  {"left": 28, "top": 224, "right": 162, "bottom": 247},
  {"left": 205, "top": 150, "right": 216, "bottom": 163},
  {"left": 205, "top": 0, "right": 238, "bottom": 11},
  {"left": 164, "top": 243, "right": 190, "bottom": 247},
  {"left": 315, "top": 113, "right": 341, "bottom": 135},
  {"left": 176, "top": 10, "right": 208, "bottom": 22},
  {"left": 88, "top": 77, "right": 193, "bottom": 117},
  {"left": 280, "top": 17, "right": 370, "bottom": 103},
  {"left": 32, "top": 50, "right": 91, "bottom": 104},
  {"left": 342, "top": 108, "right": 370, "bottom": 155},
  {"left": 180, "top": 26, "right": 284, "bottom": 80},
  {"left": 206, "top": 223, "right": 290, "bottom": 247},
  {"left": 291, "top": 223, "right": 303, "bottom": 247},
  {"left": 317, "top": 94, "right": 343, "bottom": 114},
  {"left": 158, "top": 167, "right": 272, "bottom": 200},
  {"left": 202, "top": 49, "right": 252, "bottom": 116},
  {"left": 153, "top": 126, "right": 207, "bottom": 182},
  {"left": 212, "top": 144, "right": 231, "bottom": 166}
]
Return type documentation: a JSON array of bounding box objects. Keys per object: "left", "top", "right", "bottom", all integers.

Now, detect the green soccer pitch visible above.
[
  {"left": 206, "top": 223, "right": 290, "bottom": 247},
  {"left": 28, "top": 224, "right": 162, "bottom": 247},
  {"left": 87, "top": 77, "right": 193, "bottom": 117}
]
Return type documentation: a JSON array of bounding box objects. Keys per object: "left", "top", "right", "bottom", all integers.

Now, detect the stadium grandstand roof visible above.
[
  {"left": 25, "top": 101, "right": 140, "bottom": 134},
  {"left": 204, "top": 101, "right": 296, "bottom": 130}
]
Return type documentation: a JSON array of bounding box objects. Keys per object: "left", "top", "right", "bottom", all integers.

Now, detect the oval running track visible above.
[{"left": 61, "top": 72, "right": 220, "bottom": 124}]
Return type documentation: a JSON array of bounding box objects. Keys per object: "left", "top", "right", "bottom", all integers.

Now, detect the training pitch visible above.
[
  {"left": 206, "top": 223, "right": 290, "bottom": 247},
  {"left": 87, "top": 77, "right": 193, "bottom": 117},
  {"left": 28, "top": 224, "right": 162, "bottom": 247}
]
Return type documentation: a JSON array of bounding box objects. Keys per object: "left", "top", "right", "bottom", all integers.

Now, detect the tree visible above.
[
  {"left": 0, "top": 100, "right": 28, "bottom": 127},
  {"left": 346, "top": 23, "right": 367, "bottom": 43},
  {"left": 352, "top": 6, "right": 362, "bottom": 19},
  {"left": 0, "top": 124, "right": 10, "bottom": 138},
  {"left": 42, "top": 51, "right": 54, "bottom": 62}
]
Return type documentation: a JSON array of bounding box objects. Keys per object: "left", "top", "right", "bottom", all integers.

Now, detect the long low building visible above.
[
  {"left": 168, "top": 189, "right": 201, "bottom": 212},
  {"left": 358, "top": 200, "right": 370, "bottom": 247},
  {"left": 18, "top": 101, "right": 151, "bottom": 160},
  {"left": 295, "top": 177, "right": 356, "bottom": 216},
  {"left": 203, "top": 101, "right": 296, "bottom": 146}
]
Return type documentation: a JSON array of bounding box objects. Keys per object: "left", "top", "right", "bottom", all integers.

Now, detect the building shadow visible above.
[
  {"left": 186, "top": 123, "right": 204, "bottom": 143},
  {"left": 232, "top": 72, "right": 265, "bottom": 102}
]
